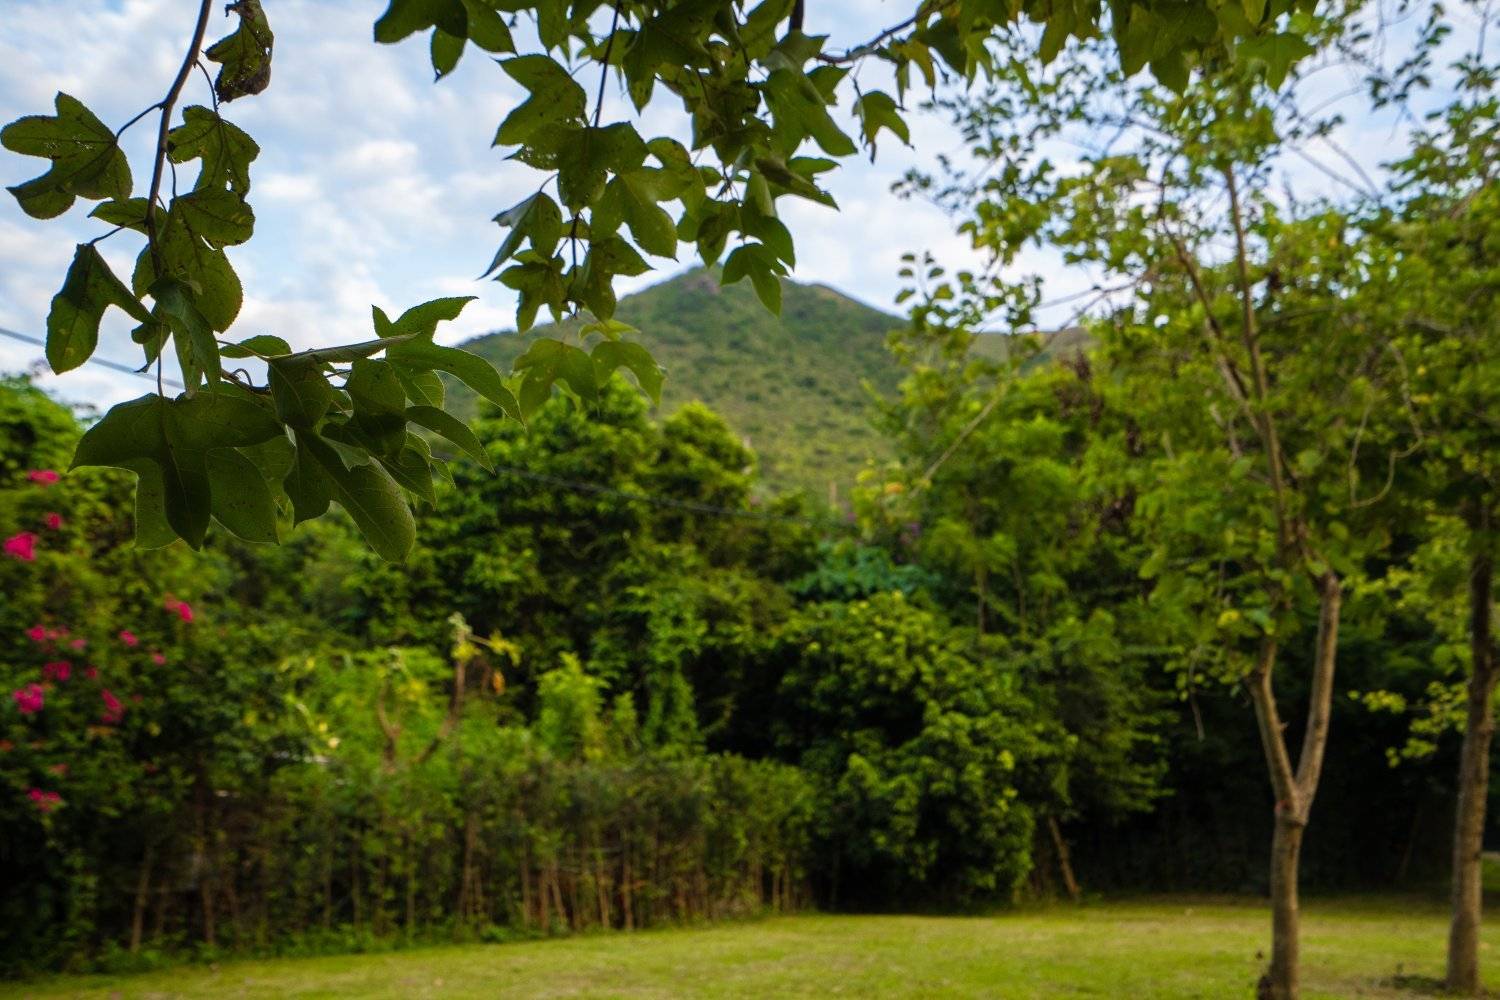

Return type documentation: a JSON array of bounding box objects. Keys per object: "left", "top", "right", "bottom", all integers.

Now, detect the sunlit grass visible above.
[{"left": 3, "top": 896, "right": 1488, "bottom": 999}]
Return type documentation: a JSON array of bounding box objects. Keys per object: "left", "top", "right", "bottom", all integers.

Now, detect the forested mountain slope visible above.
[{"left": 453, "top": 269, "right": 905, "bottom": 495}]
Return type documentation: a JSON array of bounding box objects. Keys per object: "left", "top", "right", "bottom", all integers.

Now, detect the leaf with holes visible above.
[{"left": 2, "top": 93, "right": 131, "bottom": 219}]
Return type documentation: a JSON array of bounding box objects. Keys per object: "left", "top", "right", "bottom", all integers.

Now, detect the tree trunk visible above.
[
  {"left": 1447, "top": 527, "right": 1496, "bottom": 995},
  {"left": 1247, "top": 574, "right": 1341, "bottom": 1000},
  {"left": 1047, "top": 815, "right": 1082, "bottom": 902},
  {"left": 1262, "top": 815, "right": 1305, "bottom": 1000},
  {"left": 130, "top": 843, "right": 153, "bottom": 954}
]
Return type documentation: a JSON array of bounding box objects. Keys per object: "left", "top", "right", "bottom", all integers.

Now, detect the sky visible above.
[{"left": 0, "top": 0, "right": 1477, "bottom": 409}]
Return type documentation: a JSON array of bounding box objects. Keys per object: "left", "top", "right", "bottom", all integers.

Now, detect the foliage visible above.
[
  {"left": 459, "top": 268, "right": 906, "bottom": 495},
  {"left": 0, "top": 0, "right": 1326, "bottom": 555}
]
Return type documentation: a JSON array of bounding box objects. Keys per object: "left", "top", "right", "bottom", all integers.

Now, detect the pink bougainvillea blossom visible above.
[
  {"left": 4, "top": 532, "right": 37, "bottom": 561},
  {"left": 26, "top": 625, "right": 48, "bottom": 643},
  {"left": 150, "top": 651, "right": 166, "bottom": 666},
  {"left": 83, "top": 665, "right": 99, "bottom": 680},
  {"left": 27, "top": 788, "right": 61, "bottom": 813},
  {"left": 100, "top": 689, "right": 124, "bottom": 724},
  {"left": 164, "top": 595, "right": 195, "bottom": 622},
  {"left": 68, "top": 637, "right": 86, "bottom": 651},
  {"left": 27, "top": 470, "right": 59, "bottom": 486},
  {"left": 118, "top": 630, "right": 139, "bottom": 648},
  {"left": 12, "top": 684, "right": 44, "bottom": 715},
  {"left": 41, "top": 661, "right": 71, "bottom": 682},
  {"left": 43, "top": 512, "right": 63, "bottom": 531}
]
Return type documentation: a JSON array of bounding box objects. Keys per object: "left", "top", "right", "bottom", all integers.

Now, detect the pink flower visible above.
[
  {"left": 41, "top": 661, "right": 71, "bottom": 682},
  {"left": 4, "top": 532, "right": 37, "bottom": 561},
  {"left": 150, "top": 652, "right": 166, "bottom": 666},
  {"left": 27, "top": 788, "right": 61, "bottom": 813},
  {"left": 164, "top": 595, "right": 194, "bottom": 623},
  {"left": 12, "top": 684, "right": 44, "bottom": 715},
  {"left": 27, "top": 470, "right": 59, "bottom": 486},
  {"left": 68, "top": 638, "right": 86, "bottom": 651},
  {"left": 83, "top": 666, "right": 99, "bottom": 680},
  {"left": 118, "top": 630, "right": 139, "bottom": 648},
  {"left": 100, "top": 689, "right": 124, "bottom": 724},
  {"left": 43, "top": 512, "right": 63, "bottom": 531},
  {"left": 26, "top": 625, "right": 48, "bottom": 643}
]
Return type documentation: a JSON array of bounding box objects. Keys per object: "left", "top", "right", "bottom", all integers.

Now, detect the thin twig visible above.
[{"left": 144, "top": 0, "right": 216, "bottom": 280}]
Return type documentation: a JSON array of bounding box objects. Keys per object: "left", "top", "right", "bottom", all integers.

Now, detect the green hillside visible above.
[{"left": 453, "top": 268, "right": 905, "bottom": 496}]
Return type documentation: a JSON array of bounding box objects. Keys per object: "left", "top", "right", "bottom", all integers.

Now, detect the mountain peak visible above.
[{"left": 457, "top": 268, "right": 903, "bottom": 495}]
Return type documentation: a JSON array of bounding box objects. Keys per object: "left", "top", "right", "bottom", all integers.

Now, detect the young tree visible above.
[
  {"left": 1, "top": 0, "right": 1325, "bottom": 557},
  {"left": 907, "top": 47, "right": 1418, "bottom": 995},
  {"left": 1368, "top": 57, "right": 1500, "bottom": 992}
]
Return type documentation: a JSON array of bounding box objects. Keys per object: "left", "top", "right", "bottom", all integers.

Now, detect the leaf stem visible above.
[{"left": 145, "top": 0, "right": 216, "bottom": 279}]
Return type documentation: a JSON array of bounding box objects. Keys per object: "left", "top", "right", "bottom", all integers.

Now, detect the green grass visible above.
[{"left": 3, "top": 897, "right": 1488, "bottom": 999}]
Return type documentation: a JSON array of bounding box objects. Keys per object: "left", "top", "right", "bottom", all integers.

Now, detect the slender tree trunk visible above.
[
  {"left": 1447, "top": 521, "right": 1496, "bottom": 995},
  {"left": 1263, "top": 815, "right": 1305, "bottom": 1000},
  {"left": 130, "top": 843, "right": 154, "bottom": 954},
  {"left": 1248, "top": 575, "right": 1341, "bottom": 1000},
  {"left": 1046, "top": 815, "right": 1082, "bottom": 902}
]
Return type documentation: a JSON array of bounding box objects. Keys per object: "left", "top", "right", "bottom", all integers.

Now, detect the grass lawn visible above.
[{"left": 2, "top": 897, "right": 1489, "bottom": 999}]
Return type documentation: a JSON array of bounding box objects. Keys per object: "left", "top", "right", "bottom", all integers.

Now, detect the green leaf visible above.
[
  {"left": 592, "top": 340, "right": 663, "bottom": 404},
  {"left": 612, "top": 173, "right": 678, "bottom": 257},
  {"left": 1238, "top": 32, "right": 1315, "bottom": 90},
  {"left": 431, "top": 28, "right": 465, "bottom": 78},
  {"left": 387, "top": 338, "right": 524, "bottom": 422},
  {"left": 482, "top": 192, "right": 562, "bottom": 278},
  {"left": 268, "top": 358, "right": 336, "bottom": 428},
  {"left": 221, "top": 334, "right": 292, "bottom": 359},
  {"left": 395, "top": 367, "right": 445, "bottom": 408},
  {"left": 173, "top": 189, "right": 255, "bottom": 246},
  {"left": 166, "top": 106, "right": 260, "bottom": 195},
  {"left": 498, "top": 255, "right": 568, "bottom": 332},
  {"left": 205, "top": 0, "right": 275, "bottom": 102},
  {"left": 374, "top": 0, "right": 466, "bottom": 42},
  {"left": 46, "top": 244, "right": 151, "bottom": 373},
  {"left": 152, "top": 278, "right": 222, "bottom": 386},
  {"left": 285, "top": 437, "right": 332, "bottom": 522},
  {"left": 407, "top": 404, "right": 494, "bottom": 470},
  {"left": 721, "top": 242, "right": 785, "bottom": 313},
  {"left": 514, "top": 337, "right": 598, "bottom": 416},
  {"left": 2, "top": 92, "right": 131, "bottom": 219},
  {"left": 378, "top": 438, "right": 438, "bottom": 504},
  {"left": 120, "top": 459, "right": 177, "bottom": 548},
  {"left": 853, "top": 90, "right": 910, "bottom": 151},
  {"left": 494, "top": 55, "right": 587, "bottom": 146},
  {"left": 130, "top": 203, "right": 245, "bottom": 331},
  {"left": 556, "top": 123, "right": 649, "bottom": 212},
  {"left": 207, "top": 447, "right": 279, "bottom": 543},
  {"left": 73, "top": 391, "right": 283, "bottom": 547},
  {"left": 460, "top": 0, "right": 514, "bottom": 52},
  {"left": 90, "top": 197, "right": 157, "bottom": 233},
  {"left": 296, "top": 429, "right": 416, "bottom": 561},
  {"left": 376, "top": 296, "right": 477, "bottom": 339}
]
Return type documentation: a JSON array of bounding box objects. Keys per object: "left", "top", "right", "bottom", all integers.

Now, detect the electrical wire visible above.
[{"left": 0, "top": 326, "right": 185, "bottom": 390}]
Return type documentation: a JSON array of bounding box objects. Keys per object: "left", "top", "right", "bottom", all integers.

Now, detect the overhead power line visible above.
[{"left": 0, "top": 326, "right": 186, "bottom": 390}]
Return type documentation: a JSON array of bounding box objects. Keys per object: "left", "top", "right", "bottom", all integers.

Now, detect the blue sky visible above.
[{"left": 0, "top": 0, "right": 1477, "bottom": 408}]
